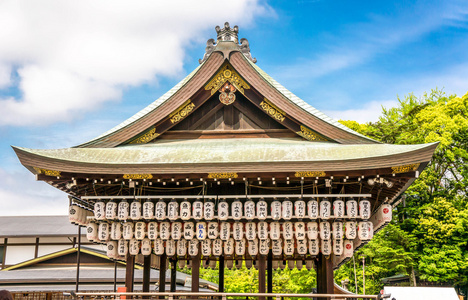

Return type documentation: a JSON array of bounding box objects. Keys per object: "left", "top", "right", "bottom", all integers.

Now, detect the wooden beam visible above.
[
  {"left": 159, "top": 254, "right": 167, "bottom": 295},
  {"left": 191, "top": 251, "right": 201, "bottom": 293},
  {"left": 125, "top": 253, "right": 135, "bottom": 292},
  {"left": 170, "top": 258, "right": 177, "bottom": 292},
  {"left": 258, "top": 255, "right": 266, "bottom": 300},
  {"left": 267, "top": 251, "right": 273, "bottom": 299},
  {"left": 317, "top": 254, "right": 334, "bottom": 299},
  {"left": 75, "top": 226, "right": 82, "bottom": 293},
  {"left": 188, "top": 102, "right": 224, "bottom": 130},
  {"left": 143, "top": 255, "right": 151, "bottom": 293},
  {"left": 1, "top": 238, "right": 7, "bottom": 269},
  {"left": 34, "top": 238, "right": 40, "bottom": 258},
  {"left": 219, "top": 255, "right": 225, "bottom": 292}
]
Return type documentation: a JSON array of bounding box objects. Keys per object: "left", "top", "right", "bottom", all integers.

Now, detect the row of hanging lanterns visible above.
[
  {"left": 91, "top": 198, "right": 372, "bottom": 221},
  {"left": 179, "top": 258, "right": 315, "bottom": 271},
  {"left": 105, "top": 236, "right": 356, "bottom": 259},
  {"left": 87, "top": 220, "right": 375, "bottom": 242}
]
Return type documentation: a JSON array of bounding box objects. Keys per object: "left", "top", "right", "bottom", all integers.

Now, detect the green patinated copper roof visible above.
[{"left": 15, "top": 138, "right": 436, "bottom": 165}]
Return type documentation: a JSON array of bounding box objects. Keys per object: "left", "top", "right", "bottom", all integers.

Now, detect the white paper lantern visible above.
[
  {"left": 333, "top": 239, "right": 343, "bottom": 255},
  {"left": 68, "top": 205, "right": 79, "bottom": 224},
  {"left": 282, "top": 199, "right": 293, "bottom": 220},
  {"left": 207, "top": 222, "right": 219, "bottom": 239},
  {"left": 319, "top": 198, "right": 331, "bottom": 219},
  {"left": 176, "top": 239, "right": 187, "bottom": 256},
  {"left": 270, "top": 222, "right": 281, "bottom": 240},
  {"left": 306, "top": 260, "right": 314, "bottom": 270},
  {"left": 153, "top": 238, "right": 164, "bottom": 255},
  {"left": 359, "top": 199, "right": 371, "bottom": 219},
  {"left": 380, "top": 204, "right": 392, "bottom": 222},
  {"left": 218, "top": 201, "right": 229, "bottom": 220},
  {"left": 288, "top": 260, "right": 295, "bottom": 270},
  {"left": 235, "top": 260, "right": 243, "bottom": 269},
  {"left": 321, "top": 239, "right": 332, "bottom": 255},
  {"left": 332, "top": 222, "right": 344, "bottom": 239},
  {"left": 307, "top": 198, "right": 319, "bottom": 219},
  {"left": 193, "top": 201, "right": 204, "bottom": 220},
  {"left": 296, "top": 260, "right": 303, "bottom": 270},
  {"left": 98, "top": 222, "right": 110, "bottom": 242},
  {"left": 220, "top": 222, "right": 230, "bottom": 240},
  {"left": 344, "top": 240, "right": 354, "bottom": 257},
  {"left": 118, "top": 239, "right": 128, "bottom": 256},
  {"left": 307, "top": 222, "right": 318, "bottom": 240},
  {"left": 171, "top": 222, "right": 182, "bottom": 240},
  {"left": 272, "top": 238, "right": 283, "bottom": 256},
  {"left": 235, "top": 238, "right": 246, "bottom": 256},
  {"left": 183, "top": 222, "right": 195, "bottom": 240},
  {"left": 226, "top": 260, "right": 234, "bottom": 269},
  {"left": 160, "top": 222, "right": 170, "bottom": 240},
  {"left": 271, "top": 201, "right": 282, "bottom": 220},
  {"left": 142, "top": 201, "right": 154, "bottom": 220},
  {"left": 258, "top": 222, "right": 268, "bottom": 240},
  {"left": 122, "top": 222, "right": 134, "bottom": 240},
  {"left": 129, "top": 238, "right": 140, "bottom": 255},
  {"left": 224, "top": 238, "right": 235, "bottom": 255},
  {"left": 308, "top": 239, "right": 319, "bottom": 255},
  {"left": 284, "top": 239, "right": 294, "bottom": 256},
  {"left": 231, "top": 200, "right": 243, "bottom": 220},
  {"left": 333, "top": 198, "right": 345, "bottom": 218},
  {"left": 244, "top": 200, "right": 255, "bottom": 220},
  {"left": 110, "top": 222, "right": 122, "bottom": 240},
  {"left": 135, "top": 221, "right": 146, "bottom": 240},
  {"left": 213, "top": 238, "right": 223, "bottom": 256},
  {"left": 319, "top": 222, "right": 331, "bottom": 240},
  {"left": 257, "top": 200, "right": 268, "bottom": 220},
  {"left": 245, "top": 260, "right": 253, "bottom": 269},
  {"left": 259, "top": 239, "right": 270, "bottom": 255},
  {"left": 246, "top": 222, "right": 256, "bottom": 240},
  {"left": 118, "top": 201, "right": 129, "bottom": 220},
  {"left": 295, "top": 222, "right": 306, "bottom": 240},
  {"left": 94, "top": 201, "right": 106, "bottom": 220},
  {"left": 178, "top": 260, "right": 186, "bottom": 268},
  {"left": 297, "top": 239, "right": 307, "bottom": 255},
  {"left": 130, "top": 201, "right": 141, "bottom": 220},
  {"left": 167, "top": 201, "right": 179, "bottom": 220},
  {"left": 196, "top": 222, "right": 207, "bottom": 240},
  {"left": 201, "top": 239, "right": 211, "bottom": 256},
  {"left": 295, "top": 200, "right": 306, "bottom": 218},
  {"left": 233, "top": 222, "right": 243, "bottom": 240},
  {"left": 283, "top": 222, "right": 294, "bottom": 240},
  {"left": 107, "top": 241, "right": 118, "bottom": 259},
  {"left": 147, "top": 222, "right": 158, "bottom": 240},
  {"left": 86, "top": 222, "right": 98, "bottom": 242},
  {"left": 141, "top": 238, "right": 152, "bottom": 256},
  {"left": 248, "top": 238, "right": 259, "bottom": 256},
  {"left": 166, "top": 239, "right": 176, "bottom": 256},
  {"left": 272, "top": 260, "right": 279, "bottom": 269},
  {"left": 346, "top": 199, "right": 358, "bottom": 218},
  {"left": 358, "top": 221, "right": 374, "bottom": 240},
  {"left": 180, "top": 201, "right": 191, "bottom": 220},
  {"left": 204, "top": 202, "right": 215, "bottom": 220},
  {"left": 345, "top": 221, "right": 357, "bottom": 239},
  {"left": 155, "top": 201, "right": 166, "bottom": 220}
]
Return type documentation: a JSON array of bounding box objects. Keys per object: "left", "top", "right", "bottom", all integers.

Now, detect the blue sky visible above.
[{"left": 0, "top": 0, "right": 467, "bottom": 215}]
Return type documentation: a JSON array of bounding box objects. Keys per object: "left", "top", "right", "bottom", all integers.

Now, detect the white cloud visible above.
[
  {"left": 323, "top": 100, "right": 398, "bottom": 123},
  {"left": 0, "top": 168, "right": 68, "bottom": 216},
  {"left": 0, "top": 0, "right": 271, "bottom": 126}
]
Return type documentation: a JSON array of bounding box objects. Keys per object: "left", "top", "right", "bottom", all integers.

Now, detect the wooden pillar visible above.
[
  {"left": 125, "top": 253, "right": 135, "bottom": 292},
  {"left": 1, "top": 238, "right": 7, "bottom": 269},
  {"left": 258, "top": 255, "right": 266, "bottom": 300},
  {"left": 267, "top": 251, "right": 273, "bottom": 298},
  {"left": 316, "top": 254, "right": 334, "bottom": 298},
  {"left": 34, "top": 237, "right": 40, "bottom": 258},
  {"left": 191, "top": 252, "right": 201, "bottom": 293},
  {"left": 75, "top": 226, "right": 82, "bottom": 293},
  {"left": 170, "top": 258, "right": 177, "bottom": 292},
  {"left": 114, "top": 261, "right": 118, "bottom": 292},
  {"left": 218, "top": 255, "right": 225, "bottom": 292},
  {"left": 159, "top": 254, "right": 167, "bottom": 293},
  {"left": 143, "top": 255, "right": 151, "bottom": 293}
]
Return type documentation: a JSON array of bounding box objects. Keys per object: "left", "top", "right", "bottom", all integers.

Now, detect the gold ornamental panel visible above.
[
  {"left": 294, "top": 171, "right": 326, "bottom": 178},
  {"left": 205, "top": 64, "right": 250, "bottom": 95},
  {"left": 391, "top": 163, "right": 420, "bottom": 174},
  {"left": 169, "top": 100, "right": 196, "bottom": 124},
  {"left": 123, "top": 174, "right": 154, "bottom": 180},
  {"left": 33, "top": 167, "right": 61, "bottom": 177},
  {"left": 207, "top": 172, "right": 239, "bottom": 179},
  {"left": 296, "top": 125, "right": 328, "bottom": 142},
  {"left": 259, "top": 98, "right": 286, "bottom": 122},
  {"left": 129, "top": 127, "right": 160, "bottom": 144}
]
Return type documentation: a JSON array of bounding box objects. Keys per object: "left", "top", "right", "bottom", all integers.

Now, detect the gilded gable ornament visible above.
[
  {"left": 296, "top": 125, "right": 328, "bottom": 142},
  {"left": 129, "top": 127, "right": 159, "bottom": 144},
  {"left": 260, "top": 98, "right": 286, "bottom": 122},
  {"left": 33, "top": 167, "right": 61, "bottom": 177},
  {"left": 205, "top": 64, "right": 250, "bottom": 95},
  {"left": 169, "top": 100, "right": 195, "bottom": 124},
  {"left": 219, "top": 82, "right": 236, "bottom": 105}
]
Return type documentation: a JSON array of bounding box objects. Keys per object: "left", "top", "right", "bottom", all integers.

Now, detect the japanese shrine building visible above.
[{"left": 13, "top": 22, "right": 437, "bottom": 296}]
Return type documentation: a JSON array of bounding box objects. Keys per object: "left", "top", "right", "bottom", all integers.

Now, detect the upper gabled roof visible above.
[{"left": 76, "top": 22, "right": 377, "bottom": 148}]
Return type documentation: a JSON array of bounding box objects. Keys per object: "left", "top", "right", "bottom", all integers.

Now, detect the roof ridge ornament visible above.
[{"left": 199, "top": 22, "right": 257, "bottom": 64}]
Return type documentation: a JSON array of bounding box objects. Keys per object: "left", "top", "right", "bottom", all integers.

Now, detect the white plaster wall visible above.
[{"left": 5, "top": 245, "right": 35, "bottom": 265}]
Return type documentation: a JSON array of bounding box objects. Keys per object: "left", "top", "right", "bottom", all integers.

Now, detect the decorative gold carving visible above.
[
  {"left": 296, "top": 125, "right": 327, "bottom": 141},
  {"left": 207, "top": 172, "right": 239, "bottom": 179},
  {"left": 294, "top": 171, "right": 326, "bottom": 178},
  {"left": 391, "top": 163, "right": 420, "bottom": 174},
  {"left": 169, "top": 100, "right": 196, "bottom": 124},
  {"left": 219, "top": 82, "right": 237, "bottom": 105},
  {"left": 33, "top": 167, "right": 61, "bottom": 177},
  {"left": 205, "top": 64, "right": 250, "bottom": 95},
  {"left": 123, "top": 174, "right": 154, "bottom": 180},
  {"left": 259, "top": 98, "right": 286, "bottom": 122},
  {"left": 129, "top": 127, "right": 160, "bottom": 144}
]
